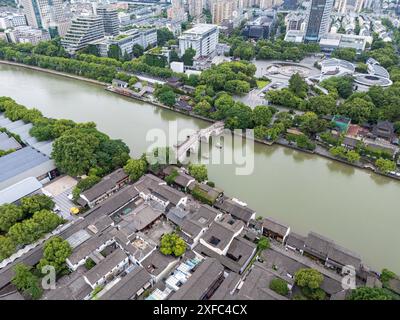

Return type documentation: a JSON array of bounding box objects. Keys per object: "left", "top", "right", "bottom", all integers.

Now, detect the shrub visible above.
[{"left": 269, "top": 278, "right": 289, "bottom": 296}]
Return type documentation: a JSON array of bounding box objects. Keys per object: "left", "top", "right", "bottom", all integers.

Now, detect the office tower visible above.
[
  {"left": 305, "top": 0, "right": 334, "bottom": 42},
  {"left": 61, "top": 15, "right": 105, "bottom": 54},
  {"left": 96, "top": 6, "right": 119, "bottom": 36}
]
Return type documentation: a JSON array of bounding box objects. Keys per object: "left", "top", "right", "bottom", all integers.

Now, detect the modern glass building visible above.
[{"left": 304, "top": 0, "right": 334, "bottom": 42}]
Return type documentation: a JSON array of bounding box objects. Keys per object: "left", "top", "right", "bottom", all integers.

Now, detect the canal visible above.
[{"left": 0, "top": 64, "right": 399, "bottom": 273}]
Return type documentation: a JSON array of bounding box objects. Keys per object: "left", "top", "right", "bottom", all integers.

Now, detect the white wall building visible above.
[{"left": 178, "top": 23, "right": 219, "bottom": 58}]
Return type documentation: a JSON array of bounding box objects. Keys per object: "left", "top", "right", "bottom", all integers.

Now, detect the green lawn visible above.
[{"left": 256, "top": 79, "right": 270, "bottom": 89}]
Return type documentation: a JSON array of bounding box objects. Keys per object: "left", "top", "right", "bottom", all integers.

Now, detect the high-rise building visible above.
[
  {"left": 210, "top": 0, "right": 235, "bottom": 25},
  {"left": 61, "top": 15, "right": 105, "bottom": 54},
  {"left": 21, "top": 0, "right": 70, "bottom": 37},
  {"left": 178, "top": 23, "right": 219, "bottom": 58},
  {"left": 167, "top": 0, "right": 187, "bottom": 22},
  {"left": 304, "top": 0, "right": 334, "bottom": 42},
  {"left": 188, "top": 0, "right": 204, "bottom": 21},
  {"left": 96, "top": 6, "right": 119, "bottom": 36}
]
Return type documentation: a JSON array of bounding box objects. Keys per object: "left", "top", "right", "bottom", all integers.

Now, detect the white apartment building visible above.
[
  {"left": 179, "top": 23, "right": 219, "bottom": 58},
  {"left": 61, "top": 15, "right": 105, "bottom": 54}
]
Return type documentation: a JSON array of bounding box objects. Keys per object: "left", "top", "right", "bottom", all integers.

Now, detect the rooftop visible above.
[
  {"left": 84, "top": 248, "right": 128, "bottom": 285},
  {"left": 169, "top": 258, "right": 224, "bottom": 300},
  {"left": 0, "top": 177, "right": 42, "bottom": 205},
  {"left": 99, "top": 266, "right": 152, "bottom": 300},
  {"left": 81, "top": 168, "right": 128, "bottom": 203},
  {"left": 0, "top": 146, "right": 56, "bottom": 190}
]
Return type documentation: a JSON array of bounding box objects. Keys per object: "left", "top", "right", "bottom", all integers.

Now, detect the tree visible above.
[
  {"left": 157, "top": 28, "right": 175, "bottom": 46},
  {"left": 169, "top": 50, "right": 180, "bottom": 63},
  {"left": 188, "top": 164, "right": 208, "bottom": 182},
  {"left": 269, "top": 278, "right": 289, "bottom": 296},
  {"left": 341, "top": 98, "right": 374, "bottom": 124},
  {"left": 375, "top": 158, "right": 396, "bottom": 173},
  {"left": 254, "top": 125, "right": 269, "bottom": 140},
  {"left": 0, "top": 204, "right": 24, "bottom": 232},
  {"left": 0, "top": 236, "right": 15, "bottom": 261},
  {"left": 331, "top": 48, "right": 357, "bottom": 62},
  {"left": 295, "top": 268, "right": 324, "bottom": 290},
  {"left": 257, "top": 236, "right": 270, "bottom": 251},
  {"left": 224, "top": 102, "right": 254, "bottom": 129},
  {"left": 160, "top": 233, "right": 186, "bottom": 257},
  {"left": 347, "top": 287, "right": 393, "bottom": 300},
  {"left": 182, "top": 47, "right": 196, "bottom": 66},
  {"left": 289, "top": 73, "right": 308, "bottom": 98},
  {"left": 37, "top": 236, "right": 72, "bottom": 275},
  {"left": 346, "top": 150, "right": 361, "bottom": 163},
  {"left": 124, "top": 158, "right": 147, "bottom": 182},
  {"left": 154, "top": 85, "right": 176, "bottom": 107},
  {"left": 233, "top": 43, "right": 255, "bottom": 61},
  {"left": 252, "top": 106, "right": 273, "bottom": 127},
  {"left": 108, "top": 44, "right": 121, "bottom": 60},
  {"left": 12, "top": 264, "right": 42, "bottom": 300},
  {"left": 193, "top": 100, "right": 212, "bottom": 117},
  {"left": 295, "top": 134, "right": 316, "bottom": 151},
  {"left": 52, "top": 128, "right": 100, "bottom": 176},
  {"left": 224, "top": 80, "right": 251, "bottom": 95},
  {"left": 20, "top": 195, "right": 54, "bottom": 216},
  {"left": 132, "top": 44, "right": 144, "bottom": 58},
  {"left": 306, "top": 95, "right": 336, "bottom": 115}
]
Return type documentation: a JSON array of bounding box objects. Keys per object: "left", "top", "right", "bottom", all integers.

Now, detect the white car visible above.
[{"left": 67, "top": 194, "right": 73, "bottom": 200}]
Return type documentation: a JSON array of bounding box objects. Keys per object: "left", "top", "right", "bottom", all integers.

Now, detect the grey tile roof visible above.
[
  {"left": 285, "top": 232, "right": 306, "bottom": 250},
  {"left": 84, "top": 248, "right": 127, "bottom": 285},
  {"left": 214, "top": 197, "right": 254, "bottom": 223},
  {"left": 135, "top": 174, "right": 186, "bottom": 206},
  {"left": 262, "top": 217, "right": 289, "bottom": 237},
  {"left": 304, "top": 231, "right": 334, "bottom": 260},
  {"left": 194, "top": 236, "right": 256, "bottom": 274},
  {"left": 210, "top": 272, "right": 241, "bottom": 300},
  {"left": 141, "top": 250, "right": 177, "bottom": 277},
  {"left": 68, "top": 231, "right": 115, "bottom": 266},
  {"left": 201, "top": 219, "right": 239, "bottom": 251},
  {"left": 82, "top": 168, "right": 128, "bottom": 202},
  {"left": 327, "top": 244, "right": 362, "bottom": 271},
  {"left": 118, "top": 203, "right": 163, "bottom": 232},
  {"left": 235, "top": 263, "right": 289, "bottom": 300},
  {"left": 44, "top": 275, "right": 92, "bottom": 300},
  {"left": 83, "top": 185, "right": 139, "bottom": 219},
  {"left": 191, "top": 205, "right": 220, "bottom": 227},
  {"left": 169, "top": 258, "right": 224, "bottom": 300},
  {"left": 99, "top": 266, "right": 152, "bottom": 300}
]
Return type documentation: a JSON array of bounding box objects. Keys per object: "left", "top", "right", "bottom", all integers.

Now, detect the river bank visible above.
[{"left": 0, "top": 60, "right": 108, "bottom": 86}]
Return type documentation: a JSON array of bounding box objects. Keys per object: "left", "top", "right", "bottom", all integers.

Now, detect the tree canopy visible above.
[{"left": 160, "top": 232, "right": 186, "bottom": 257}]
